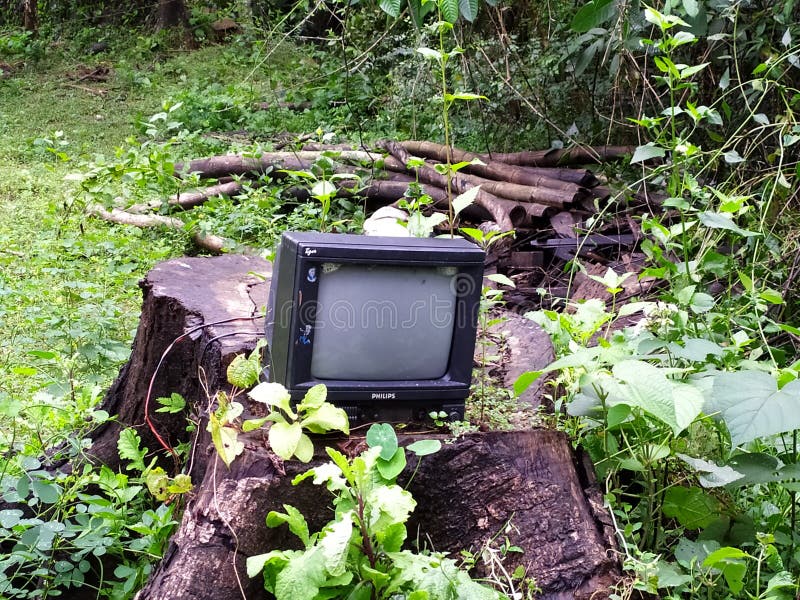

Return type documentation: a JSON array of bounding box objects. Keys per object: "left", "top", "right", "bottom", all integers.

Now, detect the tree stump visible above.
[{"left": 85, "top": 255, "right": 618, "bottom": 599}]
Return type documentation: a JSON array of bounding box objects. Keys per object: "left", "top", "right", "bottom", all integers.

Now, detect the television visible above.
[{"left": 264, "top": 231, "right": 485, "bottom": 423}]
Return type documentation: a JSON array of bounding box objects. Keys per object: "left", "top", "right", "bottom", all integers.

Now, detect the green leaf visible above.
[
  {"left": 406, "top": 439, "right": 442, "bottom": 456},
  {"left": 458, "top": 0, "right": 479, "bottom": 21},
  {"left": 513, "top": 371, "right": 541, "bottom": 397},
  {"left": 275, "top": 547, "right": 328, "bottom": 600},
  {"left": 698, "top": 212, "right": 758, "bottom": 237},
  {"left": 321, "top": 513, "right": 354, "bottom": 576},
  {"left": 269, "top": 421, "right": 303, "bottom": 460},
  {"left": 300, "top": 402, "right": 350, "bottom": 435},
  {"left": 702, "top": 547, "right": 748, "bottom": 593},
  {"left": 300, "top": 383, "right": 327, "bottom": 410},
  {"left": 249, "top": 382, "right": 296, "bottom": 419},
  {"left": 145, "top": 467, "right": 170, "bottom": 501},
  {"left": 682, "top": 0, "right": 699, "bottom": 16},
  {"left": 417, "top": 47, "right": 443, "bottom": 62},
  {"left": 571, "top": 0, "right": 616, "bottom": 32},
  {"left": 243, "top": 416, "right": 270, "bottom": 432},
  {"left": 31, "top": 479, "right": 61, "bottom": 505},
  {"left": 167, "top": 473, "right": 193, "bottom": 494},
  {"left": 377, "top": 521, "right": 407, "bottom": 553},
  {"left": 451, "top": 186, "right": 480, "bottom": 217},
  {"left": 487, "top": 273, "right": 515, "bottom": 288},
  {"left": 663, "top": 485, "right": 721, "bottom": 529},
  {"left": 209, "top": 422, "right": 244, "bottom": 467},
  {"left": 156, "top": 392, "right": 186, "bottom": 414},
  {"left": 294, "top": 433, "right": 315, "bottom": 463},
  {"left": 366, "top": 423, "right": 399, "bottom": 460},
  {"left": 227, "top": 352, "right": 261, "bottom": 389},
  {"left": 606, "top": 360, "right": 703, "bottom": 435},
  {"left": 379, "top": 0, "right": 402, "bottom": 17},
  {"left": 440, "top": 0, "right": 459, "bottom": 22},
  {"left": 117, "top": 428, "right": 147, "bottom": 472},
  {"left": 631, "top": 143, "right": 666, "bottom": 164},
  {"left": 676, "top": 453, "right": 744, "bottom": 487},
  {"left": 709, "top": 372, "right": 800, "bottom": 446},
  {"left": 267, "top": 504, "right": 311, "bottom": 547},
  {"left": 377, "top": 447, "right": 407, "bottom": 480},
  {"left": 366, "top": 484, "right": 417, "bottom": 534},
  {"left": 689, "top": 292, "right": 715, "bottom": 314}
]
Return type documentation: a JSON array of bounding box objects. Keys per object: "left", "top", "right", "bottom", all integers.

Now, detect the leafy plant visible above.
[{"left": 246, "top": 422, "right": 503, "bottom": 600}]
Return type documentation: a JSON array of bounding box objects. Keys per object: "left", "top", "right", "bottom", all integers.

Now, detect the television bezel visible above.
[{"left": 265, "top": 231, "right": 485, "bottom": 421}]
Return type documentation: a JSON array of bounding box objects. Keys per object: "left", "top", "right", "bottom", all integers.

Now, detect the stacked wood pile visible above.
[{"left": 90, "top": 139, "right": 657, "bottom": 310}]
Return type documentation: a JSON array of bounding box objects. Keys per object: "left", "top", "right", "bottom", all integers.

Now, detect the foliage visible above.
[
  {"left": 519, "top": 4, "right": 800, "bottom": 597},
  {"left": 246, "top": 422, "right": 502, "bottom": 600},
  {"left": 0, "top": 437, "right": 178, "bottom": 599}
]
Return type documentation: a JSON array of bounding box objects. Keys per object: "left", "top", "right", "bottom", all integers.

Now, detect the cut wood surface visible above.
[{"left": 78, "top": 255, "right": 621, "bottom": 600}]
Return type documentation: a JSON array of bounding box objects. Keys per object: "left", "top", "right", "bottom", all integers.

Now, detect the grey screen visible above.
[{"left": 310, "top": 263, "right": 457, "bottom": 380}]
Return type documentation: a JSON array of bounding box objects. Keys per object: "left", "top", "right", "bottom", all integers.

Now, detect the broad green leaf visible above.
[
  {"left": 607, "top": 360, "right": 702, "bottom": 434},
  {"left": 294, "top": 433, "right": 315, "bottom": 463},
  {"left": 487, "top": 273, "right": 515, "bottom": 288},
  {"left": 709, "top": 372, "right": 800, "bottom": 446},
  {"left": 242, "top": 416, "right": 270, "bottom": 432},
  {"left": 311, "top": 180, "right": 336, "bottom": 199},
  {"left": 458, "top": 0, "right": 479, "bottom": 21},
  {"left": 513, "top": 371, "right": 541, "bottom": 397},
  {"left": 300, "top": 383, "right": 327, "bottom": 410},
  {"left": 321, "top": 512, "right": 354, "bottom": 576},
  {"left": 451, "top": 186, "right": 480, "bottom": 217},
  {"left": 301, "top": 402, "right": 350, "bottom": 435},
  {"left": 167, "top": 473, "right": 193, "bottom": 494},
  {"left": 145, "top": 467, "right": 169, "bottom": 500},
  {"left": 376, "top": 521, "right": 407, "bottom": 553},
  {"left": 274, "top": 547, "right": 328, "bottom": 600},
  {"left": 366, "top": 484, "right": 416, "bottom": 534},
  {"left": 366, "top": 423, "right": 398, "bottom": 460},
  {"left": 655, "top": 559, "right": 694, "bottom": 588},
  {"left": 668, "top": 338, "right": 724, "bottom": 361},
  {"left": 249, "top": 382, "right": 296, "bottom": 419},
  {"left": 674, "top": 537, "right": 720, "bottom": 569},
  {"left": 267, "top": 504, "right": 311, "bottom": 547},
  {"left": 631, "top": 143, "right": 666, "bottom": 164},
  {"left": 698, "top": 211, "right": 758, "bottom": 237},
  {"left": 31, "top": 479, "right": 61, "bottom": 505},
  {"left": 571, "top": 0, "right": 616, "bottom": 32},
  {"left": 269, "top": 421, "right": 303, "bottom": 460},
  {"left": 227, "top": 352, "right": 261, "bottom": 389},
  {"left": 379, "top": 0, "right": 402, "bottom": 17},
  {"left": 377, "top": 447, "right": 407, "bottom": 480},
  {"left": 0, "top": 509, "right": 23, "bottom": 528},
  {"left": 663, "top": 485, "right": 720, "bottom": 529},
  {"left": 417, "top": 47, "right": 442, "bottom": 61},
  {"left": 689, "top": 292, "right": 715, "bottom": 314},
  {"left": 676, "top": 453, "right": 744, "bottom": 487},
  {"left": 682, "top": 0, "right": 699, "bottom": 16},
  {"left": 702, "top": 547, "right": 748, "bottom": 593},
  {"left": 606, "top": 404, "right": 632, "bottom": 429},
  {"left": 210, "top": 423, "right": 244, "bottom": 468},
  {"left": 407, "top": 439, "right": 442, "bottom": 456},
  {"left": 440, "top": 0, "right": 459, "bottom": 23}
]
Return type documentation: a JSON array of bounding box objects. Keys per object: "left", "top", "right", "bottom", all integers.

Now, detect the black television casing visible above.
[{"left": 265, "top": 231, "right": 485, "bottom": 423}]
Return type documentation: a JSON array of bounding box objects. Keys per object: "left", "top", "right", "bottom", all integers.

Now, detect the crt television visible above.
[{"left": 264, "top": 231, "right": 485, "bottom": 423}]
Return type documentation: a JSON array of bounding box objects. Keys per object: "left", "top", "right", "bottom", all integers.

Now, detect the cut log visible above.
[{"left": 81, "top": 255, "right": 621, "bottom": 599}]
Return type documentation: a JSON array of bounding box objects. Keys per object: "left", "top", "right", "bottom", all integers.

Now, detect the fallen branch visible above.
[
  {"left": 87, "top": 204, "right": 233, "bottom": 254},
  {"left": 401, "top": 141, "right": 633, "bottom": 167}
]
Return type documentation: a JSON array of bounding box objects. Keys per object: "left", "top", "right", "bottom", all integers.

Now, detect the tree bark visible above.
[
  {"left": 21, "top": 0, "right": 38, "bottom": 32},
  {"left": 157, "top": 0, "right": 188, "bottom": 29},
  {"left": 83, "top": 256, "right": 620, "bottom": 600}
]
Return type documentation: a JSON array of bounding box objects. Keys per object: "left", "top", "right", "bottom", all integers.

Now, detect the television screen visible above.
[
  {"left": 310, "top": 263, "right": 457, "bottom": 381},
  {"left": 265, "top": 231, "right": 485, "bottom": 422}
]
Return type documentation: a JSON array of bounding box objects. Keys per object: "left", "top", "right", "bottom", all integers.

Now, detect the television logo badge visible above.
[
  {"left": 298, "top": 324, "right": 312, "bottom": 345},
  {"left": 306, "top": 267, "right": 317, "bottom": 283}
]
